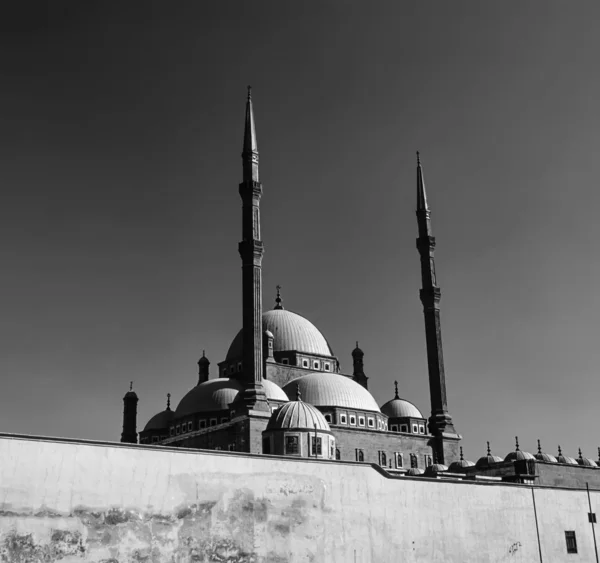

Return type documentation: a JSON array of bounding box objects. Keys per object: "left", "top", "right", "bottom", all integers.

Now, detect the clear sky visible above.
[{"left": 1, "top": 1, "right": 600, "bottom": 463}]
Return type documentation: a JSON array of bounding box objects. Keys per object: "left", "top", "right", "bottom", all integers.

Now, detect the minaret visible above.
[
  {"left": 237, "top": 87, "right": 268, "bottom": 410},
  {"left": 120, "top": 381, "right": 138, "bottom": 444},
  {"left": 352, "top": 342, "right": 368, "bottom": 389},
  {"left": 415, "top": 152, "right": 459, "bottom": 464}
]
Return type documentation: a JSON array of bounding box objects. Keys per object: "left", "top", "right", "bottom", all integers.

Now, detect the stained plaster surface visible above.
[{"left": 0, "top": 434, "right": 598, "bottom": 562}]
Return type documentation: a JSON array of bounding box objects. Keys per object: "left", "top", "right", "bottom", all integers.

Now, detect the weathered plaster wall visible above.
[{"left": 0, "top": 433, "right": 598, "bottom": 563}]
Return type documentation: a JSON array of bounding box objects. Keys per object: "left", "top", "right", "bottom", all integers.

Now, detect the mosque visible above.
[
  {"left": 120, "top": 88, "right": 600, "bottom": 482},
  {"left": 2, "top": 88, "right": 600, "bottom": 562}
]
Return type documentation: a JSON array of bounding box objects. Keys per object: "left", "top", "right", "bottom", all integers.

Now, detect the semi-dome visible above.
[
  {"left": 282, "top": 372, "right": 381, "bottom": 413},
  {"left": 144, "top": 408, "right": 175, "bottom": 432},
  {"left": 266, "top": 399, "right": 330, "bottom": 432},
  {"left": 175, "top": 378, "right": 243, "bottom": 417},
  {"left": 175, "top": 378, "right": 287, "bottom": 418},
  {"left": 226, "top": 309, "right": 333, "bottom": 360}
]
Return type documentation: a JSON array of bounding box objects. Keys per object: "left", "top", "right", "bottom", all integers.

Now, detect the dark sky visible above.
[{"left": 1, "top": 1, "right": 600, "bottom": 463}]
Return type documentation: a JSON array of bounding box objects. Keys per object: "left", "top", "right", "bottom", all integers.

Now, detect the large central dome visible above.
[{"left": 226, "top": 309, "right": 333, "bottom": 360}]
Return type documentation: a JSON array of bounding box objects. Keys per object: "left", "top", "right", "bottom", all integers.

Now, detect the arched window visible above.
[
  {"left": 356, "top": 449, "right": 364, "bottom": 462},
  {"left": 335, "top": 448, "right": 341, "bottom": 460}
]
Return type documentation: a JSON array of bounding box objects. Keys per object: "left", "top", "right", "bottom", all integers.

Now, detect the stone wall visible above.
[{"left": 1, "top": 433, "right": 599, "bottom": 562}]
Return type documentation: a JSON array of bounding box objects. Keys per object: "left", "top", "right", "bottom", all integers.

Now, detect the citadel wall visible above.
[{"left": 0, "top": 433, "right": 599, "bottom": 563}]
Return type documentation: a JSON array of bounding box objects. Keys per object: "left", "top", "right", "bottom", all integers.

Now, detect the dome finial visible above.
[
  {"left": 166, "top": 393, "right": 171, "bottom": 410},
  {"left": 537, "top": 439, "right": 542, "bottom": 455},
  {"left": 487, "top": 441, "right": 491, "bottom": 456},
  {"left": 558, "top": 445, "right": 562, "bottom": 456},
  {"left": 394, "top": 380, "right": 399, "bottom": 399},
  {"left": 460, "top": 446, "right": 464, "bottom": 461},
  {"left": 515, "top": 436, "right": 520, "bottom": 451},
  {"left": 130, "top": 381, "right": 133, "bottom": 391},
  {"left": 578, "top": 447, "right": 583, "bottom": 461},
  {"left": 416, "top": 150, "right": 421, "bottom": 166},
  {"left": 274, "top": 285, "right": 284, "bottom": 310},
  {"left": 296, "top": 383, "right": 301, "bottom": 401}
]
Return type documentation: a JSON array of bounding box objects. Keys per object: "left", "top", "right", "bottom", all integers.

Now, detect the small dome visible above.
[
  {"left": 577, "top": 449, "right": 598, "bottom": 467},
  {"left": 475, "top": 443, "right": 503, "bottom": 469},
  {"left": 261, "top": 379, "right": 288, "bottom": 402},
  {"left": 405, "top": 468, "right": 424, "bottom": 476},
  {"left": 424, "top": 463, "right": 448, "bottom": 477},
  {"left": 175, "top": 378, "right": 243, "bottom": 417},
  {"left": 505, "top": 437, "right": 535, "bottom": 462},
  {"left": 448, "top": 448, "right": 475, "bottom": 473},
  {"left": 267, "top": 400, "right": 330, "bottom": 432},
  {"left": 144, "top": 408, "right": 175, "bottom": 432},
  {"left": 534, "top": 440, "right": 557, "bottom": 463},
  {"left": 556, "top": 446, "right": 578, "bottom": 465},
  {"left": 226, "top": 309, "right": 334, "bottom": 360},
  {"left": 283, "top": 372, "right": 380, "bottom": 413},
  {"left": 381, "top": 398, "right": 423, "bottom": 419}
]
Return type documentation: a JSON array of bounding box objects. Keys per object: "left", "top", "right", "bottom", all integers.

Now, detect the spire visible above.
[
  {"left": 486, "top": 441, "right": 491, "bottom": 456},
  {"left": 129, "top": 381, "right": 133, "bottom": 391},
  {"left": 558, "top": 445, "right": 563, "bottom": 456},
  {"left": 274, "top": 285, "right": 284, "bottom": 309},
  {"left": 537, "top": 439, "right": 542, "bottom": 455},
  {"left": 394, "top": 380, "right": 399, "bottom": 399},
  {"left": 416, "top": 151, "right": 429, "bottom": 213},
  {"left": 242, "top": 85, "right": 259, "bottom": 183},
  {"left": 515, "top": 436, "right": 520, "bottom": 451},
  {"left": 459, "top": 446, "right": 464, "bottom": 461},
  {"left": 578, "top": 448, "right": 583, "bottom": 461},
  {"left": 166, "top": 393, "right": 171, "bottom": 411}
]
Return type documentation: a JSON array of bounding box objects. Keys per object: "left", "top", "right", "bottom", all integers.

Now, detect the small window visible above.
[
  {"left": 170, "top": 427, "right": 174, "bottom": 436},
  {"left": 419, "top": 424, "right": 425, "bottom": 434},
  {"left": 367, "top": 417, "right": 375, "bottom": 428},
  {"left": 391, "top": 424, "right": 398, "bottom": 431},
  {"left": 339, "top": 414, "right": 347, "bottom": 425},
  {"left": 410, "top": 453, "right": 418, "bottom": 468},
  {"left": 349, "top": 415, "right": 356, "bottom": 426},
  {"left": 324, "top": 362, "right": 331, "bottom": 371},
  {"left": 356, "top": 449, "right": 364, "bottom": 462},
  {"left": 425, "top": 455, "right": 433, "bottom": 467},
  {"left": 335, "top": 448, "right": 341, "bottom": 460},
  {"left": 358, "top": 416, "right": 365, "bottom": 427},
  {"left": 229, "top": 444, "right": 235, "bottom": 451},
  {"left": 330, "top": 444, "right": 334, "bottom": 458},
  {"left": 379, "top": 451, "right": 387, "bottom": 467},
  {"left": 221, "top": 417, "right": 229, "bottom": 424},
  {"left": 313, "top": 360, "right": 320, "bottom": 369},
  {"left": 237, "top": 362, "right": 242, "bottom": 372},
  {"left": 324, "top": 414, "right": 332, "bottom": 423},
  {"left": 311, "top": 436, "right": 322, "bottom": 456},
  {"left": 285, "top": 435, "right": 299, "bottom": 455},
  {"left": 262, "top": 437, "right": 271, "bottom": 454},
  {"left": 176, "top": 425, "right": 181, "bottom": 435},
  {"left": 395, "top": 452, "right": 404, "bottom": 468},
  {"left": 412, "top": 424, "right": 418, "bottom": 433},
  {"left": 187, "top": 422, "right": 193, "bottom": 432},
  {"left": 302, "top": 359, "right": 309, "bottom": 368},
  {"left": 281, "top": 358, "right": 289, "bottom": 365},
  {"left": 152, "top": 436, "right": 159, "bottom": 443},
  {"left": 199, "top": 419, "right": 206, "bottom": 429},
  {"left": 222, "top": 369, "right": 227, "bottom": 376},
  {"left": 400, "top": 424, "right": 408, "bottom": 432},
  {"left": 565, "top": 531, "right": 577, "bottom": 554},
  {"left": 210, "top": 418, "right": 217, "bottom": 426}
]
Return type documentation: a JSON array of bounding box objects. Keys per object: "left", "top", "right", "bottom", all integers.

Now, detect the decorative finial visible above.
[
  {"left": 394, "top": 380, "right": 399, "bottom": 399},
  {"left": 296, "top": 383, "right": 301, "bottom": 401},
  {"left": 515, "top": 436, "right": 520, "bottom": 451},
  {"left": 356, "top": 341, "right": 359, "bottom": 349},
  {"left": 247, "top": 85, "right": 252, "bottom": 100},
  {"left": 202, "top": 350, "right": 205, "bottom": 358},
  {"left": 416, "top": 151, "right": 421, "bottom": 166},
  {"left": 167, "top": 393, "right": 171, "bottom": 410},
  {"left": 129, "top": 381, "right": 133, "bottom": 391},
  {"left": 460, "top": 446, "right": 464, "bottom": 461},
  {"left": 537, "top": 439, "right": 542, "bottom": 455},
  {"left": 578, "top": 448, "right": 583, "bottom": 460},
  {"left": 274, "top": 285, "right": 284, "bottom": 310},
  {"left": 558, "top": 445, "right": 562, "bottom": 456},
  {"left": 486, "top": 441, "right": 491, "bottom": 456}
]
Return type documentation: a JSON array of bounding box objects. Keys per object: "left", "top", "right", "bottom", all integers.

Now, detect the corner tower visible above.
[
  {"left": 237, "top": 87, "right": 269, "bottom": 411},
  {"left": 415, "top": 152, "right": 460, "bottom": 464}
]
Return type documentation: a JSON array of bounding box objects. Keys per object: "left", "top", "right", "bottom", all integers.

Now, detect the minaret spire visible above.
[
  {"left": 237, "top": 87, "right": 268, "bottom": 411},
  {"left": 415, "top": 152, "right": 458, "bottom": 464}
]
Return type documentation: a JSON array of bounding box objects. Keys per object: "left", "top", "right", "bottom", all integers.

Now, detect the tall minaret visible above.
[
  {"left": 415, "top": 152, "right": 459, "bottom": 464},
  {"left": 237, "top": 87, "right": 268, "bottom": 410},
  {"left": 120, "top": 382, "right": 138, "bottom": 444}
]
